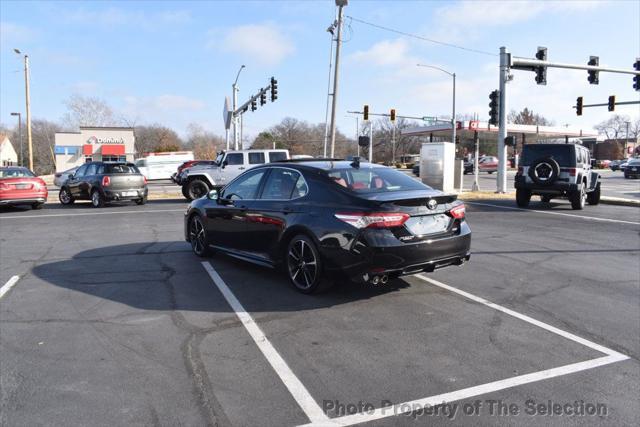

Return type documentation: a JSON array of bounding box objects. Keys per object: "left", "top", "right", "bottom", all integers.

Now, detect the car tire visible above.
[
  {"left": 181, "top": 185, "right": 191, "bottom": 200},
  {"left": 624, "top": 173, "right": 629, "bottom": 179},
  {"left": 528, "top": 157, "right": 560, "bottom": 185},
  {"left": 516, "top": 189, "right": 531, "bottom": 207},
  {"left": 286, "top": 235, "right": 332, "bottom": 294},
  {"left": 32, "top": 202, "right": 44, "bottom": 210},
  {"left": 59, "top": 188, "right": 74, "bottom": 205},
  {"left": 570, "top": 184, "right": 586, "bottom": 210},
  {"left": 187, "top": 179, "right": 210, "bottom": 201},
  {"left": 135, "top": 196, "right": 147, "bottom": 205},
  {"left": 91, "top": 190, "right": 105, "bottom": 208},
  {"left": 587, "top": 182, "right": 601, "bottom": 205},
  {"left": 188, "top": 215, "right": 211, "bottom": 257}
]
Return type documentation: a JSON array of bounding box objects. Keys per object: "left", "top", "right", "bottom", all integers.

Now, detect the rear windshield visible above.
[
  {"left": 0, "top": 168, "right": 35, "bottom": 178},
  {"left": 327, "top": 167, "right": 429, "bottom": 193},
  {"left": 103, "top": 164, "right": 139, "bottom": 174},
  {"left": 522, "top": 145, "right": 575, "bottom": 166}
]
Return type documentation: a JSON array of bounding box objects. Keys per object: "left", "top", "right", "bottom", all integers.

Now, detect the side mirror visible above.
[
  {"left": 69, "top": 174, "right": 75, "bottom": 180},
  {"left": 222, "top": 160, "right": 228, "bottom": 168},
  {"left": 207, "top": 189, "right": 218, "bottom": 200}
]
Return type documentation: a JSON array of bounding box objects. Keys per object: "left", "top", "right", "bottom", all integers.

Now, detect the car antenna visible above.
[{"left": 350, "top": 156, "right": 360, "bottom": 168}]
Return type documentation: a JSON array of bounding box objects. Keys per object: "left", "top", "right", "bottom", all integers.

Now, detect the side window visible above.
[
  {"left": 260, "top": 168, "right": 304, "bottom": 199},
  {"left": 225, "top": 153, "right": 244, "bottom": 166},
  {"left": 86, "top": 163, "right": 98, "bottom": 176},
  {"left": 75, "top": 164, "right": 88, "bottom": 178},
  {"left": 269, "top": 152, "right": 287, "bottom": 163},
  {"left": 97, "top": 165, "right": 105, "bottom": 174},
  {"left": 222, "top": 169, "right": 266, "bottom": 200},
  {"left": 249, "top": 152, "right": 265, "bottom": 164}
]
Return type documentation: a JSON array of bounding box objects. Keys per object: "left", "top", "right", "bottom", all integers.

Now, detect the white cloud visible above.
[
  {"left": 212, "top": 23, "right": 295, "bottom": 66},
  {"left": 349, "top": 39, "right": 415, "bottom": 67},
  {"left": 0, "top": 22, "right": 36, "bottom": 45}
]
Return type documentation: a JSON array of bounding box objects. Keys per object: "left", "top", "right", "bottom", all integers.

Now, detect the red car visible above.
[
  {"left": 0, "top": 166, "right": 48, "bottom": 209},
  {"left": 478, "top": 156, "right": 498, "bottom": 174}
]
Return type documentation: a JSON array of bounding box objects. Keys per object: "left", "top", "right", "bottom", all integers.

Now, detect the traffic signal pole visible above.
[{"left": 497, "top": 47, "right": 509, "bottom": 193}]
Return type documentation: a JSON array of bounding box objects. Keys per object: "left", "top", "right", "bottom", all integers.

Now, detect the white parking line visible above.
[
  {"left": 0, "top": 275, "right": 20, "bottom": 299},
  {"left": 201, "top": 262, "right": 329, "bottom": 425},
  {"left": 0, "top": 208, "right": 185, "bottom": 220},
  {"left": 467, "top": 201, "right": 640, "bottom": 225},
  {"left": 298, "top": 275, "right": 630, "bottom": 426}
]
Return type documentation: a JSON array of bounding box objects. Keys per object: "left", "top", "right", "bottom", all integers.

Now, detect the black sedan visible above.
[
  {"left": 185, "top": 160, "right": 471, "bottom": 294},
  {"left": 624, "top": 159, "right": 640, "bottom": 178}
]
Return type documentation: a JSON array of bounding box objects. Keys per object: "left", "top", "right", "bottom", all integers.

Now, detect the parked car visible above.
[
  {"left": 478, "top": 156, "right": 498, "bottom": 173},
  {"left": 515, "top": 143, "right": 600, "bottom": 210},
  {"left": 59, "top": 162, "right": 148, "bottom": 208},
  {"left": 54, "top": 166, "right": 79, "bottom": 187},
  {"left": 624, "top": 159, "right": 640, "bottom": 178},
  {"left": 184, "top": 160, "right": 471, "bottom": 294},
  {"left": 178, "top": 149, "right": 289, "bottom": 200},
  {"left": 609, "top": 160, "right": 624, "bottom": 171},
  {"left": 0, "top": 166, "right": 48, "bottom": 209},
  {"left": 171, "top": 160, "right": 217, "bottom": 183},
  {"left": 135, "top": 151, "right": 194, "bottom": 180},
  {"left": 619, "top": 160, "right": 629, "bottom": 172}
]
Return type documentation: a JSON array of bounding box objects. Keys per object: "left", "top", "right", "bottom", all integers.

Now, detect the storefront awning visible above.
[
  {"left": 101, "top": 145, "right": 125, "bottom": 155},
  {"left": 83, "top": 144, "right": 93, "bottom": 155}
]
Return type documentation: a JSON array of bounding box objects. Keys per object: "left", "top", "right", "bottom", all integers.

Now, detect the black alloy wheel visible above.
[
  {"left": 286, "top": 235, "right": 327, "bottom": 294},
  {"left": 189, "top": 215, "right": 211, "bottom": 257},
  {"left": 91, "top": 190, "right": 105, "bottom": 208},
  {"left": 59, "top": 188, "right": 74, "bottom": 205},
  {"left": 187, "top": 179, "right": 209, "bottom": 201}
]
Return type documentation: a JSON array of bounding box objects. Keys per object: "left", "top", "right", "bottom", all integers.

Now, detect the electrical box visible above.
[{"left": 419, "top": 142, "right": 455, "bottom": 192}]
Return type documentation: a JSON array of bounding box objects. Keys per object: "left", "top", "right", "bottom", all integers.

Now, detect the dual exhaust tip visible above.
[{"left": 367, "top": 274, "right": 389, "bottom": 285}]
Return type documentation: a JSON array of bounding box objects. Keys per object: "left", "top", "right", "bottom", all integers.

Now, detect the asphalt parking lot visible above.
[{"left": 1, "top": 198, "right": 639, "bottom": 426}]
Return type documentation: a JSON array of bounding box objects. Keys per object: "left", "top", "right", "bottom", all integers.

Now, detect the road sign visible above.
[{"left": 223, "top": 96, "right": 232, "bottom": 130}]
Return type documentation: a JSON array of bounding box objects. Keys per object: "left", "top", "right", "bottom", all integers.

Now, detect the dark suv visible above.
[
  {"left": 59, "top": 162, "right": 148, "bottom": 208},
  {"left": 515, "top": 143, "right": 600, "bottom": 210}
]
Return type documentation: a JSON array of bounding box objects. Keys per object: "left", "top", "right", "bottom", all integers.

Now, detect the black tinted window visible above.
[
  {"left": 104, "top": 164, "right": 138, "bottom": 174},
  {"left": 261, "top": 168, "right": 305, "bottom": 199},
  {"left": 75, "top": 164, "right": 89, "bottom": 177},
  {"left": 522, "top": 145, "right": 575, "bottom": 166},
  {"left": 327, "top": 167, "right": 429, "bottom": 193},
  {"left": 249, "top": 152, "right": 265, "bottom": 164},
  {"left": 225, "top": 153, "right": 244, "bottom": 165},
  {"left": 223, "top": 169, "right": 266, "bottom": 200},
  {"left": 269, "top": 152, "right": 287, "bottom": 162}
]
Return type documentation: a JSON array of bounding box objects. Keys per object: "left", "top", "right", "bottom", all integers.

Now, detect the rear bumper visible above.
[
  {"left": 103, "top": 187, "right": 147, "bottom": 201},
  {"left": 0, "top": 196, "right": 47, "bottom": 205},
  {"left": 321, "top": 221, "right": 472, "bottom": 283},
  {"left": 514, "top": 176, "right": 579, "bottom": 193}
]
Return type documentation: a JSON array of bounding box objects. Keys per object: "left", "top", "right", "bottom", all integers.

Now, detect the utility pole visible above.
[
  {"left": 232, "top": 65, "right": 245, "bottom": 151},
  {"left": 452, "top": 72, "right": 456, "bottom": 146},
  {"left": 323, "top": 16, "right": 337, "bottom": 158},
  {"left": 328, "top": 0, "right": 348, "bottom": 158},
  {"left": 472, "top": 127, "right": 480, "bottom": 191},
  {"left": 15, "top": 50, "right": 33, "bottom": 170},
  {"left": 497, "top": 47, "right": 509, "bottom": 193},
  {"left": 369, "top": 121, "right": 373, "bottom": 162},
  {"left": 625, "top": 121, "right": 630, "bottom": 156}
]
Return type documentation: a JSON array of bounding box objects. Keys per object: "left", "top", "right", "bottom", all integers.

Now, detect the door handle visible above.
[{"left": 239, "top": 167, "right": 245, "bottom": 170}]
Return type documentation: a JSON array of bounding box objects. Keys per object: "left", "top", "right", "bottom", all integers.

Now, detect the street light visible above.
[
  {"left": 232, "top": 65, "right": 245, "bottom": 150},
  {"left": 416, "top": 64, "right": 456, "bottom": 148},
  {"left": 10, "top": 112, "right": 23, "bottom": 166},
  {"left": 15, "top": 48, "right": 33, "bottom": 171}
]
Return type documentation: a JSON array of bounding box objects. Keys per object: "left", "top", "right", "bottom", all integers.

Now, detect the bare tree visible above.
[
  {"left": 134, "top": 124, "right": 184, "bottom": 155},
  {"left": 508, "top": 108, "right": 553, "bottom": 126},
  {"left": 62, "top": 95, "right": 123, "bottom": 130},
  {"left": 185, "top": 123, "right": 225, "bottom": 159},
  {"left": 594, "top": 114, "right": 635, "bottom": 140}
]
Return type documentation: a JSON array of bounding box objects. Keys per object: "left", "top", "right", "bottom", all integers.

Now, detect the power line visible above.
[{"left": 346, "top": 15, "right": 497, "bottom": 57}]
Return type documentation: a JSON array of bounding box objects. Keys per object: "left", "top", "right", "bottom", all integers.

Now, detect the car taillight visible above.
[
  {"left": 143, "top": 176, "right": 147, "bottom": 184},
  {"left": 0, "top": 182, "right": 9, "bottom": 191},
  {"left": 448, "top": 204, "right": 466, "bottom": 219},
  {"left": 335, "top": 212, "right": 410, "bottom": 229},
  {"left": 102, "top": 176, "right": 111, "bottom": 187},
  {"left": 568, "top": 168, "right": 576, "bottom": 176}
]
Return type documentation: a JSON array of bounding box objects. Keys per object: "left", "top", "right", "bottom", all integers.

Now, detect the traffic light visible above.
[
  {"left": 260, "top": 91, "right": 267, "bottom": 106},
  {"left": 270, "top": 77, "right": 278, "bottom": 101},
  {"left": 634, "top": 58, "right": 640, "bottom": 91},
  {"left": 358, "top": 136, "right": 370, "bottom": 147},
  {"left": 576, "top": 96, "right": 583, "bottom": 116},
  {"left": 587, "top": 56, "right": 599, "bottom": 85},
  {"left": 250, "top": 99, "right": 257, "bottom": 112},
  {"left": 608, "top": 95, "right": 615, "bottom": 112},
  {"left": 390, "top": 109, "right": 396, "bottom": 122},
  {"left": 504, "top": 136, "right": 516, "bottom": 147},
  {"left": 488, "top": 90, "right": 500, "bottom": 126},
  {"left": 363, "top": 105, "right": 369, "bottom": 121},
  {"left": 535, "top": 47, "right": 547, "bottom": 85}
]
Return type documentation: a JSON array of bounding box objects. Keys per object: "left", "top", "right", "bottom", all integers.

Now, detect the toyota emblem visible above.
[{"left": 427, "top": 199, "right": 437, "bottom": 210}]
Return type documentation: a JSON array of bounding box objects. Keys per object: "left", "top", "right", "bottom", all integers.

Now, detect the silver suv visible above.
[
  {"left": 515, "top": 143, "right": 600, "bottom": 210},
  {"left": 178, "top": 149, "right": 289, "bottom": 200}
]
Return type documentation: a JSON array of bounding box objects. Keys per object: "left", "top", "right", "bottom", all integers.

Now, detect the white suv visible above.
[
  {"left": 178, "top": 149, "right": 289, "bottom": 200},
  {"left": 515, "top": 143, "right": 600, "bottom": 210}
]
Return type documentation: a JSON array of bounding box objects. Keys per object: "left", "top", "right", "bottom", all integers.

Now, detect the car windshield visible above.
[
  {"left": 522, "top": 145, "right": 575, "bottom": 166},
  {"left": 104, "top": 164, "right": 139, "bottom": 174},
  {"left": 327, "top": 166, "right": 429, "bottom": 193},
  {"left": 214, "top": 153, "right": 224, "bottom": 165},
  {"left": 0, "top": 168, "right": 35, "bottom": 178},
  {"left": 627, "top": 159, "right": 640, "bottom": 165}
]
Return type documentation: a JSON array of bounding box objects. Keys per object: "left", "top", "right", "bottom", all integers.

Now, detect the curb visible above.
[
  {"left": 457, "top": 192, "right": 639, "bottom": 207},
  {"left": 600, "top": 197, "right": 640, "bottom": 207}
]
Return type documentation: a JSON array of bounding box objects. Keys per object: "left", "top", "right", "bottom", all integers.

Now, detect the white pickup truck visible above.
[{"left": 176, "top": 149, "right": 289, "bottom": 200}]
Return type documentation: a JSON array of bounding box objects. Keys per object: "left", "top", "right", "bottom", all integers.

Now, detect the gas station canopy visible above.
[{"left": 401, "top": 120, "right": 600, "bottom": 141}]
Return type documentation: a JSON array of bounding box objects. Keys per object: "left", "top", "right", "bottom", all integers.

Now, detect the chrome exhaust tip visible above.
[
  {"left": 380, "top": 275, "right": 389, "bottom": 284},
  {"left": 371, "top": 275, "right": 380, "bottom": 285}
]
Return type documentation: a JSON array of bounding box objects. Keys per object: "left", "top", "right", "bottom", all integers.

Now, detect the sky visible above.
[{"left": 1, "top": 0, "right": 639, "bottom": 142}]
